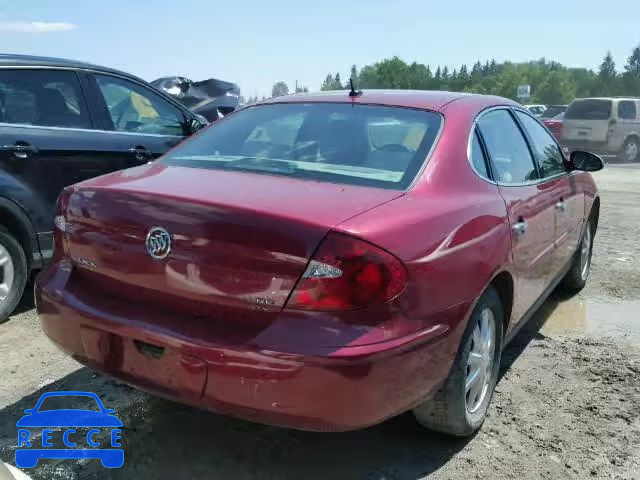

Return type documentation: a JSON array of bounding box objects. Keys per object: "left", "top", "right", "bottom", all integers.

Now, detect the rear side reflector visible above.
[{"left": 286, "top": 232, "right": 407, "bottom": 311}]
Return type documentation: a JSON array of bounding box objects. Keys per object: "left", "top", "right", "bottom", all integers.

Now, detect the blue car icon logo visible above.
[{"left": 15, "top": 391, "right": 123, "bottom": 469}]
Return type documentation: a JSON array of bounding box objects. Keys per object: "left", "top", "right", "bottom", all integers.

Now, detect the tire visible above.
[
  {"left": 619, "top": 137, "right": 640, "bottom": 163},
  {"left": 0, "top": 229, "right": 27, "bottom": 324},
  {"left": 558, "top": 218, "right": 594, "bottom": 294},
  {"left": 413, "top": 287, "right": 504, "bottom": 436}
]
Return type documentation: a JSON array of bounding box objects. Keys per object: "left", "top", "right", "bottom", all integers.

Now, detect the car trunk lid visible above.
[{"left": 63, "top": 164, "right": 402, "bottom": 333}]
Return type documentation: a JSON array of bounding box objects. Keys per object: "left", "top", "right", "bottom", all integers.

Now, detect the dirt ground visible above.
[{"left": 0, "top": 164, "right": 639, "bottom": 480}]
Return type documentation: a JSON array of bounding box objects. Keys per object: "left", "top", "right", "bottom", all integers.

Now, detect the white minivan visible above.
[{"left": 562, "top": 97, "right": 640, "bottom": 162}]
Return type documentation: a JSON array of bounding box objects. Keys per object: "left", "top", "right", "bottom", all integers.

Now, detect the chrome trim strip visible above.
[{"left": 0, "top": 121, "right": 184, "bottom": 139}]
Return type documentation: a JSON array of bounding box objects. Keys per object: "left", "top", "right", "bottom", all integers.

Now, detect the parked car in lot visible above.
[
  {"left": 36, "top": 90, "right": 603, "bottom": 436},
  {"left": 525, "top": 104, "right": 547, "bottom": 117},
  {"left": 542, "top": 112, "right": 565, "bottom": 140},
  {"left": 0, "top": 54, "right": 206, "bottom": 321},
  {"left": 540, "top": 104, "right": 568, "bottom": 120},
  {"left": 562, "top": 97, "right": 640, "bottom": 162}
]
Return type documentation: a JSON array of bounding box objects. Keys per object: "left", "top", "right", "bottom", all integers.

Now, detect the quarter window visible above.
[
  {"left": 477, "top": 110, "right": 538, "bottom": 184},
  {"left": 515, "top": 111, "right": 566, "bottom": 178},
  {"left": 470, "top": 129, "right": 489, "bottom": 178},
  {"left": 618, "top": 101, "right": 637, "bottom": 120},
  {"left": 95, "top": 74, "right": 186, "bottom": 136},
  {"left": 0, "top": 70, "right": 91, "bottom": 128}
]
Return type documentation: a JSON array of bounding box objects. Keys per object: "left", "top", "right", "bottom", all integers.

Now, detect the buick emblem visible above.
[{"left": 145, "top": 227, "right": 172, "bottom": 259}]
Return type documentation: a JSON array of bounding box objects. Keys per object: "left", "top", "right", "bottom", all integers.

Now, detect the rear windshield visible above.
[
  {"left": 565, "top": 99, "right": 612, "bottom": 120},
  {"left": 160, "top": 103, "right": 442, "bottom": 190}
]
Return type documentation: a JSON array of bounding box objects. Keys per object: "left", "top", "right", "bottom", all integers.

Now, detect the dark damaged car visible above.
[{"left": 151, "top": 76, "right": 241, "bottom": 122}]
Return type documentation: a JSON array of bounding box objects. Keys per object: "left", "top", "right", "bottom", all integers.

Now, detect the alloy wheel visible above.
[
  {"left": 465, "top": 308, "right": 496, "bottom": 414},
  {"left": 580, "top": 223, "right": 592, "bottom": 281},
  {"left": 0, "top": 244, "right": 14, "bottom": 307},
  {"left": 625, "top": 140, "right": 639, "bottom": 162}
]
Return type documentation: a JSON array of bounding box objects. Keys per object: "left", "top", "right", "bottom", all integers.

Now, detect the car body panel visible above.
[{"left": 61, "top": 164, "right": 403, "bottom": 336}]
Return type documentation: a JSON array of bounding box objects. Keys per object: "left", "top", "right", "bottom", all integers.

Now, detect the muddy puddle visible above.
[{"left": 538, "top": 297, "right": 640, "bottom": 340}]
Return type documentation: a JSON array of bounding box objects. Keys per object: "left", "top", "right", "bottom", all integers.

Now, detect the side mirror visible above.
[{"left": 569, "top": 150, "right": 604, "bottom": 172}]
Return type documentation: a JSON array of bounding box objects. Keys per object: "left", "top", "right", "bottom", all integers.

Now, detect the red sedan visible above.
[
  {"left": 36, "top": 90, "right": 603, "bottom": 436},
  {"left": 542, "top": 112, "right": 565, "bottom": 141}
]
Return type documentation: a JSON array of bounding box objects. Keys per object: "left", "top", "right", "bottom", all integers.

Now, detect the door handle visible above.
[
  {"left": 128, "top": 146, "right": 151, "bottom": 162},
  {"left": 1, "top": 143, "right": 38, "bottom": 159},
  {"left": 555, "top": 199, "right": 567, "bottom": 212},
  {"left": 512, "top": 218, "right": 528, "bottom": 237}
]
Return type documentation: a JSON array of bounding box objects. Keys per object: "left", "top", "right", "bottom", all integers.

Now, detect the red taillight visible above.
[
  {"left": 286, "top": 232, "right": 407, "bottom": 311},
  {"left": 52, "top": 188, "right": 73, "bottom": 260}
]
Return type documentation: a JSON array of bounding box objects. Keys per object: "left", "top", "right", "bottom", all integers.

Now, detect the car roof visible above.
[
  {"left": 573, "top": 97, "right": 640, "bottom": 102},
  {"left": 0, "top": 53, "right": 145, "bottom": 83},
  {"left": 259, "top": 89, "right": 517, "bottom": 112}
]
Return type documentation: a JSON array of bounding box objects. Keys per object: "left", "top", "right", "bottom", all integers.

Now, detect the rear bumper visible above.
[{"left": 36, "top": 261, "right": 470, "bottom": 431}]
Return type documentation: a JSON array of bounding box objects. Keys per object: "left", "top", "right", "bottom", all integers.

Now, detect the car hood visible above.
[{"left": 16, "top": 410, "right": 123, "bottom": 428}]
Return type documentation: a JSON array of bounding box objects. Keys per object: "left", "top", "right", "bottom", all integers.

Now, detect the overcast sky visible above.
[{"left": 0, "top": 0, "right": 638, "bottom": 97}]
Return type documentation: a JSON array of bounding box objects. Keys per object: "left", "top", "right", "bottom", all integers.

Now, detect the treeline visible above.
[{"left": 320, "top": 45, "right": 640, "bottom": 104}]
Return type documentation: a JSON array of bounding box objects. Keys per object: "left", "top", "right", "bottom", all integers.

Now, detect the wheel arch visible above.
[
  {"left": 0, "top": 196, "right": 40, "bottom": 269},
  {"left": 487, "top": 270, "right": 514, "bottom": 334},
  {"left": 460, "top": 267, "right": 515, "bottom": 344},
  {"left": 590, "top": 195, "right": 600, "bottom": 230}
]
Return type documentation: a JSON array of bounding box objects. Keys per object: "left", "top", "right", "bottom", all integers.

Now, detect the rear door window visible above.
[
  {"left": 515, "top": 111, "right": 566, "bottom": 178},
  {"left": 565, "top": 99, "right": 612, "bottom": 120},
  {"left": 477, "top": 109, "right": 538, "bottom": 184},
  {"left": 0, "top": 69, "right": 91, "bottom": 128},
  {"left": 161, "top": 103, "right": 442, "bottom": 190},
  {"left": 618, "top": 101, "right": 637, "bottom": 120},
  {"left": 95, "top": 74, "right": 187, "bottom": 136}
]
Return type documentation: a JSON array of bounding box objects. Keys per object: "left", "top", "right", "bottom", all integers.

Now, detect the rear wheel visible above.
[
  {"left": 0, "top": 229, "right": 27, "bottom": 323},
  {"left": 619, "top": 137, "right": 640, "bottom": 162},
  {"left": 413, "top": 287, "right": 504, "bottom": 436}
]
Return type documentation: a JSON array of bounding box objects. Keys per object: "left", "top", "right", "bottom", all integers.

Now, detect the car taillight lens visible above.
[
  {"left": 286, "top": 232, "right": 407, "bottom": 311},
  {"left": 52, "top": 188, "right": 73, "bottom": 259}
]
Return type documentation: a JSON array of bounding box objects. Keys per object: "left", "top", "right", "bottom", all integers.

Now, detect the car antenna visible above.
[{"left": 348, "top": 78, "right": 362, "bottom": 98}]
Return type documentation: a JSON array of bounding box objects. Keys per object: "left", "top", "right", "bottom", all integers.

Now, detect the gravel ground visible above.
[{"left": 0, "top": 164, "right": 639, "bottom": 480}]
